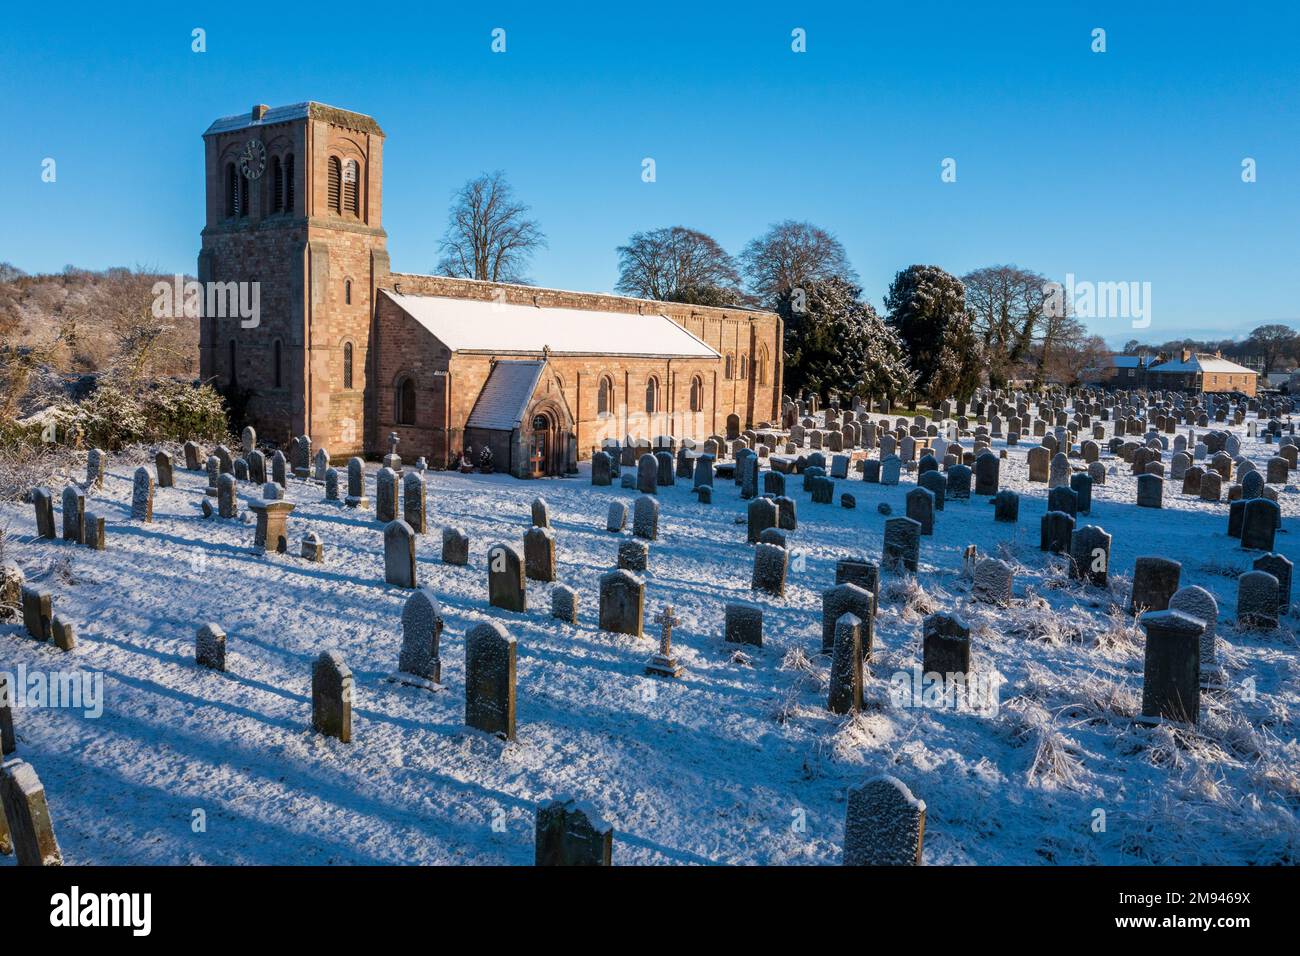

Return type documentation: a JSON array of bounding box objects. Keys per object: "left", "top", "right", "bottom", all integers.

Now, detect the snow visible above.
[
  {"left": 0, "top": 418, "right": 1298, "bottom": 865},
  {"left": 384, "top": 291, "right": 720, "bottom": 358},
  {"left": 465, "top": 361, "right": 545, "bottom": 431}
]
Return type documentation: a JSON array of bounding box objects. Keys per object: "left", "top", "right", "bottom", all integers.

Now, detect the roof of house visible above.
[
  {"left": 1149, "top": 353, "right": 1256, "bottom": 375},
  {"left": 465, "top": 361, "right": 546, "bottom": 431},
  {"left": 204, "top": 102, "right": 383, "bottom": 137},
  {"left": 382, "top": 291, "right": 721, "bottom": 358},
  {"left": 1110, "top": 354, "right": 1146, "bottom": 368}
]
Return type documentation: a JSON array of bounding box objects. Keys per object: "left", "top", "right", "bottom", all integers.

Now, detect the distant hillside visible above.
[{"left": 0, "top": 263, "right": 199, "bottom": 379}]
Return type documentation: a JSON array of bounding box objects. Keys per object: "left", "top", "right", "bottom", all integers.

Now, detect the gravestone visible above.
[
  {"left": 973, "top": 453, "right": 999, "bottom": 495},
  {"left": 843, "top": 775, "right": 926, "bottom": 866},
  {"left": 637, "top": 454, "right": 658, "bottom": 494},
  {"left": 82, "top": 512, "right": 105, "bottom": 551},
  {"left": 821, "top": 584, "right": 874, "bottom": 655},
  {"left": 945, "top": 464, "right": 972, "bottom": 501},
  {"left": 1069, "top": 525, "right": 1111, "bottom": 587},
  {"left": 384, "top": 520, "right": 418, "bottom": 588},
  {"left": 86, "top": 448, "right": 106, "bottom": 489},
  {"left": 1168, "top": 585, "right": 1220, "bottom": 687},
  {"left": 751, "top": 542, "right": 787, "bottom": 596},
  {"left": 882, "top": 517, "right": 921, "bottom": 572},
  {"left": 972, "top": 557, "right": 1013, "bottom": 605},
  {"left": 1237, "top": 571, "right": 1280, "bottom": 629},
  {"left": 992, "top": 490, "right": 1019, "bottom": 523},
  {"left": 218, "top": 473, "right": 237, "bottom": 518},
  {"left": 183, "top": 440, "right": 202, "bottom": 470},
  {"left": 50, "top": 616, "right": 76, "bottom": 652},
  {"left": 724, "top": 602, "right": 763, "bottom": 647},
  {"left": 375, "top": 467, "right": 398, "bottom": 523},
  {"left": 196, "top": 623, "right": 226, "bottom": 671},
  {"left": 905, "top": 487, "right": 935, "bottom": 535},
  {"left": 324, "top": 467, "right": 340, "bottom": 501},
  {"left": 1138, "top": 610, "right": 1204, "bottom": 725},
  {"left": 1048, "top": 452, "right": 1070, "bottom": 489},
  {"left": 154, "top": 450, "right": 174, "bottom": 489},
  {"left": 1047, "top": 485, "right": 1078, "bottom": 518},
  {"left": 606, "top": 501, "right": 627, "bottom": 532},
  {"left": 1069, "top": 472, "right": 1092, "bottom": 514},
  {"left": 1253, "top": 552, "right": 1293, "bottom": 613},
  {"left": 1039, "top": 511, "right": 1074, "bottom": 554},
  {"left": 645, "top": 605, "right": 684, "bottom": 678},
  {"left": 311, "top": 651, "right": 353, "bottom": 743},
  {"left": 1027, "top": 446, "right": 1049, "bottom": 482},
  {"left": 524, "top": 526, "right": 557, "bottom": 582},
  {"left": 919, "top": 470, "right": 946, "bottom": 510},
  {"left": 487, "top": 543, "right": 526, "bottom": 612},
  {"left": 591, "top": 452, "right": 612, "bottom": 486},
  {"left": 465, "top": 621, "right": 517, "bottom": 740},
  {"left": 598, "top": 568, "right": 644, "bottom": 637},
  {"left": 0, "top": 759, "right": 63, "bottom": 866},
  {"left": 249, "top": 500, "right": 294, "bottom": 554},
  {"left": 441, "top": 526, "right": 470, "bottom": 566},
  {"left": 32, "top": 488, "right": 56, "bottom": 540},
  {"left": 827, "top": 613, "right": 864, "bottom": 714},
  {"left": 21, "top": 588, "right": 52, "bottom": 642},
  {"left": 403, "top": 472, "right": 427, "bottom": 533},
  {"left": 1136, "top": 473, "right": 1163, "bottom": 509},
  {"left": 300, "top": 531, "right": 324, "bottom": 562},
  {"left": 531, "top": 497, "right": 550, "bottom": 529},
  {"left": 131, "top": 468, "right": 153, "bottom": 522},
  {"left": 1130, "top": 556, "right": 1181, "bottom": 613},
  {"left": 534, "top": 799, "right": 612, "bottom": 866},
  {"left": 922, "top": 612, "right": 971, "bottom": 676},
  {"left": 747, "top": 497, "right": 778, "bottom": 543},
  {"left": 345, "top": 457, "right": 369, "bottom": 508},
  {"left": 60, "top": 486, "right": 83, "bottom": 544},
  {"left": 632, "top": 495, "right": 659, "bottom": 541},
  {"left": 1240, "top": 498, "right": 1280, "bottom": 551},
  {"left": 551, "top": 584, "right": 579, "bottom": 625},
  {"left": 398, "top": 588, "right": 443, "bottom": 683}
]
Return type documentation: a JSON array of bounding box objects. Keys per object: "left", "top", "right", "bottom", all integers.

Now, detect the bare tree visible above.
[
  {"left": 435, "top": 172, "right": 546, "bottom": 284},
  {"left": 962, "top": 265, "right": 1051, "bottom": 389},
  {"left": 1245, "top": 323, "right": 1298, "bottom": 373},
  {"left": 615, "top": 227, "right": 742, "bottom": 303},
  {"left": 102, "top": 269, "right": 189, "bottom": 388},
  {"left": 739, "top": 220, "right": 856, "bottom": 305}
]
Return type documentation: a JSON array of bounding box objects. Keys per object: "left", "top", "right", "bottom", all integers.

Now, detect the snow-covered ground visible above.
[{"left": 1, "top": 420, "right": 1297, "bottom": 865}]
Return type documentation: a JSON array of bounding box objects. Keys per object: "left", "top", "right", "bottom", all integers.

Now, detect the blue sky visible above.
[{"left": 1, "top": 1, "right": 1297, "bottom": 345}]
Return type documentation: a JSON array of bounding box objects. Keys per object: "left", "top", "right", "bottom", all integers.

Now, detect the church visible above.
[{"left": 198, "top": 102, "right": 784, "bottom": 477}]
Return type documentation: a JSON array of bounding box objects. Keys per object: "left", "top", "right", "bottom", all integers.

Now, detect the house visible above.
[{"left": 1147, "top": 350, "right": 1257, "bottom": 397}]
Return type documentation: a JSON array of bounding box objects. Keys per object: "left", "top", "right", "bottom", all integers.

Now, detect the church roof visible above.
[
  {"left": 465, "top": 361, "right": 546, "bottom": 431},
  {"left": 204, "top": 102, "right": 383, "bottom": 137},
  {"left": 382, "top": 291, "right": 721, "bottom": 358}
]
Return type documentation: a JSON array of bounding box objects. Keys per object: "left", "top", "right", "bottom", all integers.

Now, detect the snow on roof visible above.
[
  {"left": 383, "top": 291, "right": 720, "bottom": 358},
  {"left": 465, "top": 360, "right": 545, "bottom": 431},
  {"left": 203, "top": 102, "right": 383, "bottom": 136},
  {"left": 1149, "top": 353, "right": 1256, "bottom": 375}
]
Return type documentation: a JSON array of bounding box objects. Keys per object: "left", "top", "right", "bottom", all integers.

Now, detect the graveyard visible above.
[{"left": 0, "top": 392, "right": 1296, "bottom": 866}]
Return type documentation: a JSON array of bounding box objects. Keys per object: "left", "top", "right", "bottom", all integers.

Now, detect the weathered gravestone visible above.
[
  {"left": 523, "top": 526, "right": 557, "bottom": 582},
  {"left": 843, "top": 775, "right": 926, "bottom": 866},
  {"left": 21, "top": 587, "right": 52, "bottom": 642},
  {"left": 465, "top": 621, "right": 517, "bottom": 740},
  {"left": 751, "top": 542, "right": 787, "bottom": 596},
  {"left": 606, "top": 501, "right": 627, "bottom": 533},
  {"left": 1069, "top": 525, "right": 1111, "bottom": 587},
  {"left": 1237, "top": 570, "right": 1280, "bottom": 629},
  {"left": 883, "top": 517, "right": 921, "bottom": 572},
  {"left": 60, "top": 486, "right": 83, "bottom": 544},
  {"left": 1168, "top": 585, "right": 1221, "bottom": 687},
  {"left": 155, "top": 450, "right": 174, "bottom": 489},
  {"left": 821, "top": 583, "right": 874, "bottom": 655},
  {"left": 131, "top": 468, "right": 153, "bottom": 522},
  {"left": 598, "top": 568, "right": 644, "bottom": 637},
  {"left": 32, "top": 488, "right": 56, "bottom": 540},
  {"left": 375, "top": 467, "right": 398, "bottom": 523},
  {"left": 442, "top": 526, "right": 470, "bottom": 566},
  {"left": 724, "top": 601, "right": 763, "bottom": 647},
  {"left": 0, "top": 758, "right": 63, "bottom": 866},
  {"left": 827, "top": 613, "right": 864, "bottom": 715},
  {"left": 922, "top": 612, "right": 970, "bottom": 676},
  {"left": 632, "top": 495, "right": 659, "bottom": 541},
  {"left": 534, "top": 798, "right": 612, "bottom": 866},
  {"left": 1130, "top": 556, "right": 1181, "bottom": 613},
  {"left": 311, "top": 651, "right": 353, "bottom": 743},
  {"left": 972, "top": 557, "right": 1013, "bottom": 605},
  {"left": 1138, "top": 610, "right": 1203, "bottom": 725},
  {"left": 1240, "top": 498, "right": 1280, "bottom": 551},
  {"left": 249, "top": 499, "right": 294, "bottom": 554},
  {"left": 551, "top": 584, "right": 579, "bottom": 625},
  {"left": 1253, "top": 552, "right": 1292, "bottom": 613},
  {"left": 403, "top": 472, "right": 427, "bottom": 533},
  {"left": 487, "top": 543, "right": 526, "bottom": 612},
  {"left": 1039, "top": 511, "right": 1074, "bottom": 554},
  {"left": 398, "top": 588, "right": 443, "bottom": 683},
  {"left": 196, "top": 623, "right": 226, "bottom": 671}
]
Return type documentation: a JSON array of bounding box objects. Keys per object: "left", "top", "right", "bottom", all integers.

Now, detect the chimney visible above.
[
  {"left": 1181, "top": 348, "right": 1192, "bottom": 363},
  {"left": 251, "top": 104, "right": 270, "bottom": 122}
]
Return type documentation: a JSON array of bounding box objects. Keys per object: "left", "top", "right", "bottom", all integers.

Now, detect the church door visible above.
[{"left": 529, "top": 414, "right": 552, "bottom": 478}]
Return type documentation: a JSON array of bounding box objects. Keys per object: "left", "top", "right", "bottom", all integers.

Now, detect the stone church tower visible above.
[{"left": 198, "top": 102, "right": 389, "bottom": 456}]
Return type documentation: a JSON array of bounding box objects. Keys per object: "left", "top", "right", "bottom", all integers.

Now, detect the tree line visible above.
[{"left": 434, "top": 172, "right": 1118, "bottom": 406}]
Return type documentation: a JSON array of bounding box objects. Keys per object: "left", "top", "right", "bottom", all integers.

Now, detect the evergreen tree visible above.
[
  {"left": 883, "top": 264, "right": 983, "bottom": 404},
  {"left": 777, "top": 277, "right": 915, "bottom": 402}
]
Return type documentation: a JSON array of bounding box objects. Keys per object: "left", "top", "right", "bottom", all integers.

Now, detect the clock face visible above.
[{"left": 239, "top": 139, "right": 267, "bottom": 180}]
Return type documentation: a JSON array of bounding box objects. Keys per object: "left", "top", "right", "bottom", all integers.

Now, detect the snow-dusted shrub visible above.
[{"left": 48, "top": 379, "right": 229, "bottom": 451}]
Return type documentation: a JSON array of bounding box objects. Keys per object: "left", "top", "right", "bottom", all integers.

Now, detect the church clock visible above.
[{"left": 239, "top": 138, "right": 267, "bottom": 180}]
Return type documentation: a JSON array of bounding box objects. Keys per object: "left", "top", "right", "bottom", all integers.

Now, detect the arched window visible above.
[
  {"left": 396, "top": 377, "right": 416, "bottom": 425},
  {"left": 645, "top": 376, "right": 659, "bottom": 414},
  {"left": 690, "top": 375, "right": 704, "bottom": 412},
  {"left": 239, "top": 171, "right": 250, "bottom": 219},
  {"left": 328, "top": 157, "right": 342, "bottom": 213},
  {"left": 284, "top": 154, "right": 295, "bottom": 213},
  {"left": 597, "top": 375, "right": 614, "bottom": 417},
  {"left": 343, "top": 342, "right": 354, "bottom": 390},
  {"left": 344, "top": 279, "right": 352, "bottom": 305},
  {"left": 225, "top": 163, "right": 238, "bottom": 218},
  {"left": 343, "top": 160, "right": 360, "bottom": 216},
  {"left": 724, "top": 354, "right": 734, "bottom": 380},
  {"left": 740, "top": 355, "right": 749, "bottom": 380},
  {"left": 272, "top": 339, "right": 282, "bottom": 389},
  {"left": 757, "top": 347, "right": 768, "bottom": 385},
  {"left": 270, "top": 156, "right": 283, "bottom": 213},
  {"left": 228, "top": 339, "right": 237, "bottom": 385}
]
